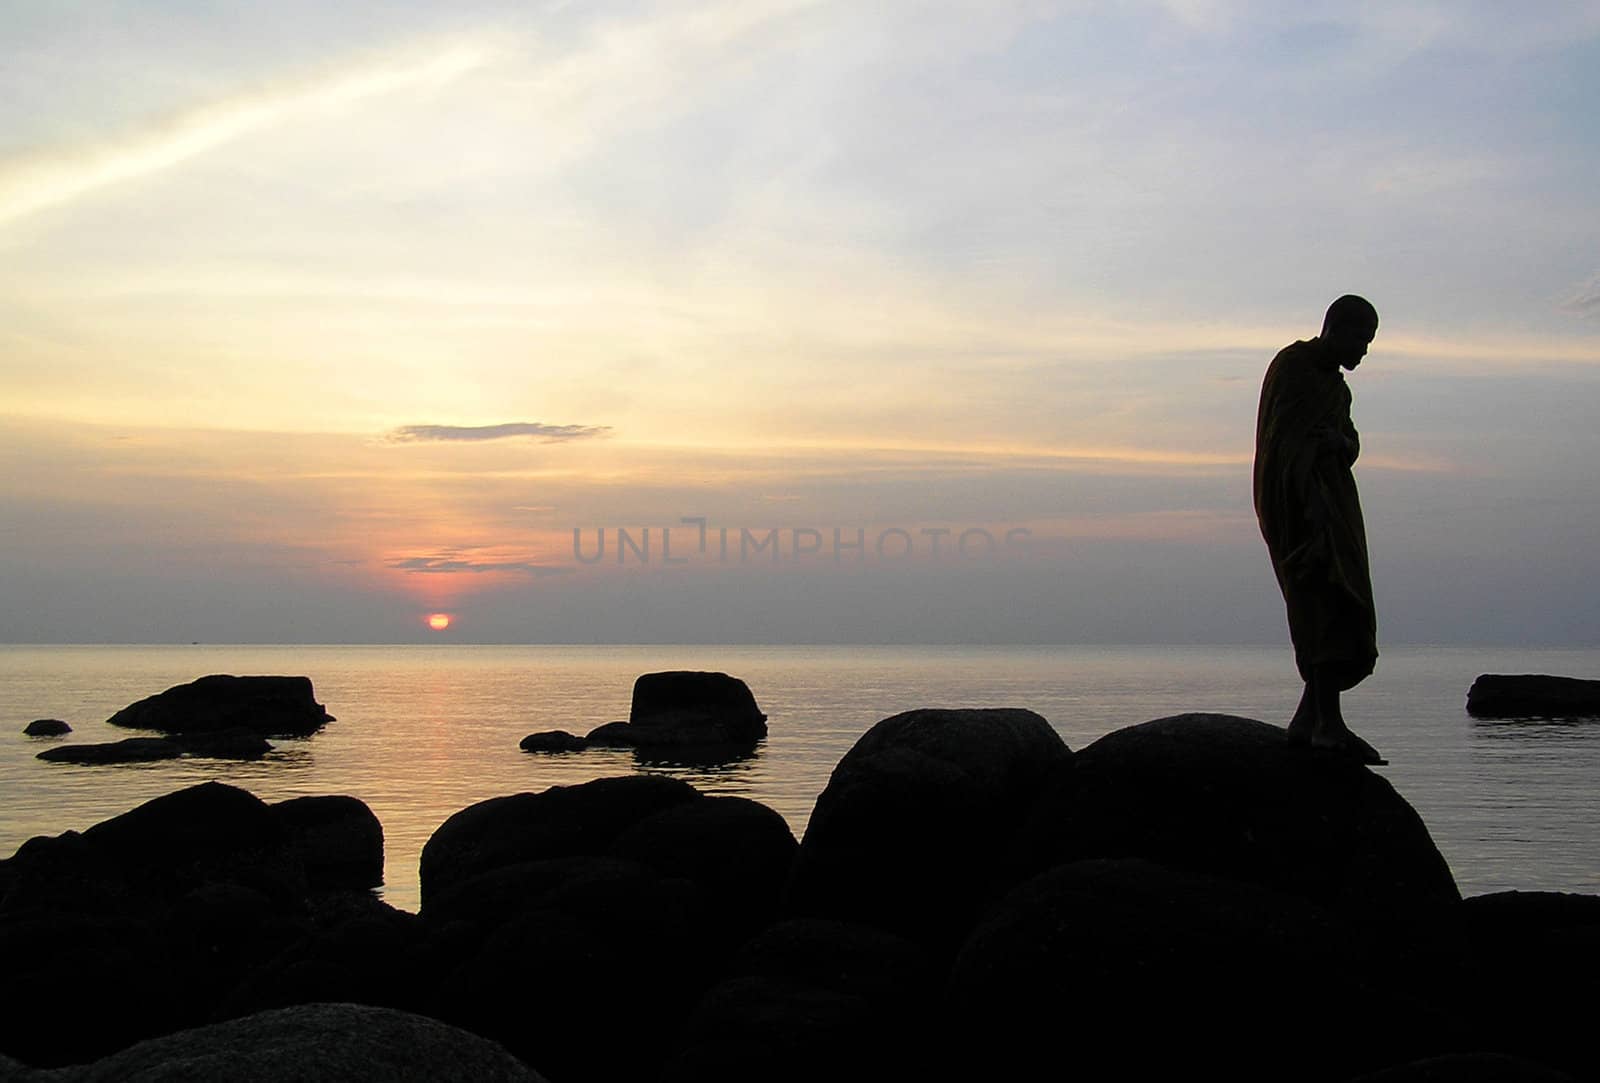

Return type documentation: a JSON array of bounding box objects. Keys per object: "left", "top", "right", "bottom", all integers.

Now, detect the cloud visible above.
[
  {"left": 387, "top": 422, "right": 612, "bottom": 443},
  {"left": 1562, "top": 274, "right": 1600, "bottom": 318},
  {"left": 389, "top": 555, "right": 573, "bottom": 577},
  {"left": 0, "top": 37, "right": 493, "bottom": 228}
]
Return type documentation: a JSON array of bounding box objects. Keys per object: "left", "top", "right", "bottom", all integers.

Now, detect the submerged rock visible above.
[
  {"left": 36, "top": 729, "right": 271, "bottom": 765},
  {"left": 519, "top": 730, "right": 590, "bottom": 753},
  {"left": 1466, "top": 674, "right": 1600, "bottom": 719},
  {"left": 37, "top": 737, "right": 182, "bottom": 764},
  {"left": 23, "top": 719, "right": 70, "bottom": 737},
  {"left": 107, "top": 674, "right": 333, "bottom": 737}
]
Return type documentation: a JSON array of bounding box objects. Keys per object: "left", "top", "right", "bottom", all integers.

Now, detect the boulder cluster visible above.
[
  {"left": 5, "top": 689, "right": 1599, "bottom": 1081},
  {"left": 25, "top": 674, "right": 334, "bottom": 765}
]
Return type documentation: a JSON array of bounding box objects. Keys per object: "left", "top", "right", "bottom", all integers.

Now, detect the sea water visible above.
[{"left": 3, "top": 643, "right": 1598, "bottom": 912}]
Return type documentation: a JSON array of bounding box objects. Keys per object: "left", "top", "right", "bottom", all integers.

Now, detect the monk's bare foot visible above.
[
  {"left": 1310, "top": 730, "right": 1387, "bottom": 766},
  {"left": 1286, "top": 717, "right": 1313, "bottom": 748}
]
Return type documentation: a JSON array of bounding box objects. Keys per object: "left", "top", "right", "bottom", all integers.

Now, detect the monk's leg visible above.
[
  {"left": 1287, "top": 682, "right": 1315, "bottom": 746},
  {"left": 1308, "top": 665, "right": 1385, "bottom": 764}
]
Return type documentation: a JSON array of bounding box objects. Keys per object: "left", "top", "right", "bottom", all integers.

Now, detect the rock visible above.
[
  {"left": 586, "top": 670, "right": 768, "bottom": 748},
  {"left": 665, "top": 918, "right": 939, "bottom": 1083},
  {"left": 0, "top": 913, "right": 203, "bottom": 1067},
  {"left": 1014, "top": 713, "right": 1460, "bottom": 914},
  {"left": 1400, "top": 891, "right": 1600, "bottom": 1080},
  {"left": 418, "top": 775, "right": 702, "bottom": 912},
  {"left": 1346, "top": 1052, "right": 1578, "bottom": 1082},
  {"left": 77, "top": 781, "right": 307, "bottom": 909},
  {"left": 36, "top": 737, "right": 182, "bottom": 764},
  {"left": 632, "top": 670, "right": 766, "bottom": 732},
  {"left": 23, "top": 719, "right": 70, "bottom": 737},
  {"left": 35, "top": 730, "right": 272, "bottom": 765},
  {"left": 431, "top": 857, "right": 719, "bottom": 1081},
  {"left": 106, "top": 674, "right": 333, "bottom": 737},
  {"left": 609, "top": 796, "right": 798, "bottom": 940},
  {"left": 1466, "top": 674, "right": 1600, "bottom": 719},
  {"left": 35, "top": 729, "right": 273, "bottom": 765},
  {"left": 218, "top": 894, "right": 436, "bottom": 1020},
  {"left": 271, "top": 796, "right": 384, "bottom": 892},
  {"left": 177, "top": 727, "right": 274, "bottom": 759},
  {"left": 56, "top": 1003, "right": 545, "bottom": 1082},
  {"left": 420, "top": 778, "right": 786, "bottom": 1080},
  {"left": 519, "top": 730, "right": 589, "bottom": 753},
  {"left": 784, "top": 707, "right": 1072, "bottom": 948},
  {"left": 581, "top": 720, "right": 636, "bottom": 747},
  {"left": 946, "top": 858, "right": 1445, "bottom": 1082},
  {"left": 664, "top": 978, "right": 885, "bottom": 1083}
]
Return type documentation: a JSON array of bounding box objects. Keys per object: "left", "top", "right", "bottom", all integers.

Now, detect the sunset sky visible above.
[{"left": 3, "top": 1, "right": 1598, "bottom": 644}]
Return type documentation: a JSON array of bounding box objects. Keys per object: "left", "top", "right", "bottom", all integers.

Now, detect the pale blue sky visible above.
[{"left": 1, "top": 1, "right": 1597, "bottom": 643}]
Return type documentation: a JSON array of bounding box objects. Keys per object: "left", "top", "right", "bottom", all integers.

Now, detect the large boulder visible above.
[
  {"left": 1, "top": 782, "right": 305, "bottom": 920},
  {"left": 1466, "top": 674, "right": 1600, "bottom": 719},
  {"left": 53, "top": 1002, "right": 545, "bottom": 1082},
  {"left": 1399, "top": 891, "right": 1600, "bottom": 1080},
  {"left": 1014, "top": 713, "right": 1460, "bottom": 914},
  {"left": 23, "top": 719, "right": 70, "bottom": 737},
  {"left": 0, "top": 913, "right": 203, "bottom": 1068},
  {"left": 429, "top": 856, "right": 717, "bottom": 1080},
  {"left": 106, "top": 674, "right": 333, "bottom": 737},
  {"left": 217, "top": 894, "right": 436, "bottom": 1021},
  {"left": 0, "top": 783, "right": 309, "bottom": 1064},
  {"left": 785, "top": 707, "right": 1072, "bottom": 949},
  {"left": 418, "top": 775, "right": 701, "bottom": 913},
  {"left": 946, "top": 858, "right": 1451, "bottom": 1082},
  {"left": 665, "top": 919, "right": 940, "bottom": 1083},
  {"left": 608, "top": 796, "right": 798, "bottom": 940},
  {"left": 271, "top": 796, "right": 384, "bottom": 893},
  {"left": 420, "top": 779, "right": 800, "bottom": 1081},
  {"left": 78, "top": 781, "right": 307, "bottom": 909}
]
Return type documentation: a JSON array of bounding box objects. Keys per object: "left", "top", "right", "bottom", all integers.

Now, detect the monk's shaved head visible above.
[{"left": 1323, "top": 294, "right": 1379, "bottom": 337}]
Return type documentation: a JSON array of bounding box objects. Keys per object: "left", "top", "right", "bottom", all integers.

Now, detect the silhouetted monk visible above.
[{"left": 1254, "top": 295, "right": 1385, "bottom": 764}]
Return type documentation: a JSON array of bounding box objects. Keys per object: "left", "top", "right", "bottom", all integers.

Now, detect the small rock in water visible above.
[
  {"left": 36, "top": 730, "right": 272, "bottom": 764},
  {"left": 519, "top": 730, "right": 590, "bottom": 753},
  {"left": 1466, "top": 673, "right": 1600, "bottom": 719},
  {"left": 37, "top": 737, "right": 183, "bottom": 764},
  {"left": 24, "top": 718, "right": 71, "bottom": 737}
]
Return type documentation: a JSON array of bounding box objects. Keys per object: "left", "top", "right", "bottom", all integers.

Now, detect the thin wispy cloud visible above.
[
  {"left": 387, "top": 422, "right": 612, "bottom": 444},
  {"left": 389, "top": 555, "right": 573, "bottom": 577},
  {"left": 1562, "top": 274, "right": 1600, "bottom": 318},
  {"left": 0, "top": 38, "right": 493, "bottom": 228}
]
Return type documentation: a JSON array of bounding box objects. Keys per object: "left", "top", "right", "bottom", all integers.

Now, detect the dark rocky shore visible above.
[{"left": 6, "top": 684, "right": 1599, "bottom": 1081}]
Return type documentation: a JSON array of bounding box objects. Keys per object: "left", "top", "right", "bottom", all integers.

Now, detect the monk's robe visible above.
[{"left": 1253, "top": 338, "right": 1377, "bottom": 690}]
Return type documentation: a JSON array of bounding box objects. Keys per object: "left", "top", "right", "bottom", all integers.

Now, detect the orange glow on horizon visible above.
[{"left": 426, "top": 612, "right": 452, "bottom": 631}]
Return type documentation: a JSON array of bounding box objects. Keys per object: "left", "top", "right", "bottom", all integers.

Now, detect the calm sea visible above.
[{"left": 3, "top": 643, "right": 1598, "bottom": 912}]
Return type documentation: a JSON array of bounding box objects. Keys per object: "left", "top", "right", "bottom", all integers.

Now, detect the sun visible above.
[{"left": 426, "top": 613, "right": 452, "bottom": 632}]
